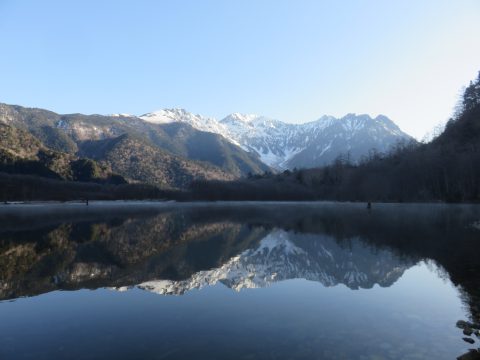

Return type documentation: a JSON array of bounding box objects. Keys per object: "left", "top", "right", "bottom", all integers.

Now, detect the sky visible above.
[{"left": 0, "top": 0, "right": 479, "bottom": 139}]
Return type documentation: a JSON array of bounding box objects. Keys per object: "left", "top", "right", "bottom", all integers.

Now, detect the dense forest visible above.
[
  {"left": 190, "top": 72, "right": 480, "bottom": 203},
  {"left": 0, "top": 172, "right": 177, "bottom": 202}
]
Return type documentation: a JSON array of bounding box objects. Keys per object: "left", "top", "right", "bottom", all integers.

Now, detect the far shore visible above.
[{"left": 0, "top": 199, "right": 479, "bottom": 209}]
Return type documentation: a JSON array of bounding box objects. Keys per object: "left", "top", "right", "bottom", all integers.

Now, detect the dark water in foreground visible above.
[{"left": 1, "top": 201, "right": 480, "bottom": 360}]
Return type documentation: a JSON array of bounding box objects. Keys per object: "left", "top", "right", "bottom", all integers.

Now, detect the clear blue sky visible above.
[{"left": 0, "top": 0, "right": 479, "bottom": 139}]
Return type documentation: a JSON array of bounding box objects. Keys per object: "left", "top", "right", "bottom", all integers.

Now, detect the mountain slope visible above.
[
  {"left": 0, "top": 122, "right": 123, "bottom": 183},
  {"left": 80, "top": 134, "right": 234, "bottom": 188},
  {"left": 285, "top": 114, "right": 411, "bottom": 168},
  {"left": 157, "top": 122, "right": 270, "bottom": 176}
]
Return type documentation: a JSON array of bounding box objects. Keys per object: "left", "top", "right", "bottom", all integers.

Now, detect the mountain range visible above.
[
  {"left": 0, "top": 102, "right": 412, "bottom": 189},
  {"left": 0, "top": 103, "right": 264, "bottom": 188},
  {"left": 141, "top": 109, "right": 413, "bottom": 169}
]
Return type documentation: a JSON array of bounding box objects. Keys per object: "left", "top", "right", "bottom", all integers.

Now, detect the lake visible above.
[{"left": 1, "top": 201, "right": 479, "bottom": 360}]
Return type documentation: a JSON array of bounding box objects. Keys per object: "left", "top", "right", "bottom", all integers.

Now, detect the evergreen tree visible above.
[{"left": 463, "top": 72, "right": 480, "bottom": 111}]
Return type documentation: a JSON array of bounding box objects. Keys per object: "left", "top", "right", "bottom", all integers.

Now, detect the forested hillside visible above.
[
  {"left": 80, "top": 133, "right": 234, "bottom": 188},
  {"left": 0, "top": 122, "right": 125, "bottom": 185}
]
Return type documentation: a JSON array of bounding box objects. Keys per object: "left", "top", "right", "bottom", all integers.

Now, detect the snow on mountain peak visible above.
[
  {"left": 222, "top": 113, "right": 260, "bottom": 124},
  {"left": 140, "top": 108, "right": 210, "bottom": 124},
  {"left": 109, "top": 113, "right": 133, "bottom": 118},
  {"left": 374, "top": 114, "right": 400, "bottom": 129},
  {"left": 139, "top": 109, "right": 178, "bottom": 124},
  {"left": 137, "top": 108, "right": 412, "bottom": 169},
  {"left": 139, "top": 108, "right": 230, "bottom": 137}
]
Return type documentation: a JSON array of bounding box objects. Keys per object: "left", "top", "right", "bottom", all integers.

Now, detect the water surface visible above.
[{"left": 1, "top": 202, "right": 479, "bottom": 359}]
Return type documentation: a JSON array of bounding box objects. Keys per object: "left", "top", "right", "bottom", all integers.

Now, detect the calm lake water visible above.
[{"left": 1, "top": 201, "right": 480, "bottom": 360}]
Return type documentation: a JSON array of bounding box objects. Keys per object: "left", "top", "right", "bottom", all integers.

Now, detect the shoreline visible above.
[{"left": 1, "top": 199, "right": 479, "bottom": 208}]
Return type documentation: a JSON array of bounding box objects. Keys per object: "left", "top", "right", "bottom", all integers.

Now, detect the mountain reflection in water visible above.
[
  {"left": 137, "top": 230, "right": 412, "bottom": 295},
  {"left": 1, "top": 202, "right": 480, "bottom": 360}
]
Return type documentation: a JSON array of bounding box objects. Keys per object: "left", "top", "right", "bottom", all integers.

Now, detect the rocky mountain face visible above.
[
  {"left": 0, "top": 103, "right": 267, "bottom": 188},
  {"left": 141, "top": 110, "right": 413, "bottom": 169},
  {"left": 152, "top": 122, "right": 269, "bottom": 176},
  {"left": 139, "top": 229, "right": 411, "bottom": 295}
]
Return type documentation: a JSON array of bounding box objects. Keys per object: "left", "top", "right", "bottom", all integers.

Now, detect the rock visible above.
[
  {"left": 457, "top": 349, "right": 480, "bottom": 360},
  {"left": 463, "top": 337, "right": 475, "bottom": 344},
  {"left": 458, "top": 320, "right": 475, "bottom": 329},
  {"left": 465, "top": 327, "right": 474, "bottom": 336},
  {"left": 475, "top": 330, "right": 480, "bottom": 338}
]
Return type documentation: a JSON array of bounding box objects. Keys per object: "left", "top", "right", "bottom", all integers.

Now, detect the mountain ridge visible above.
[{"left": 140, "top": 109, "right": 413, "bottom": 169}]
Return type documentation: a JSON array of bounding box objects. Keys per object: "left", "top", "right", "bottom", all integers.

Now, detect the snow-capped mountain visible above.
[
  {"left": 140, "top": 108, "right": 230, "bottom": 141},
  {"left": 140, "top": 110, "right": 413, "bottom": 169},
  {"left": 137, "top": 230, "right": 412, "bottom": 295}
]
